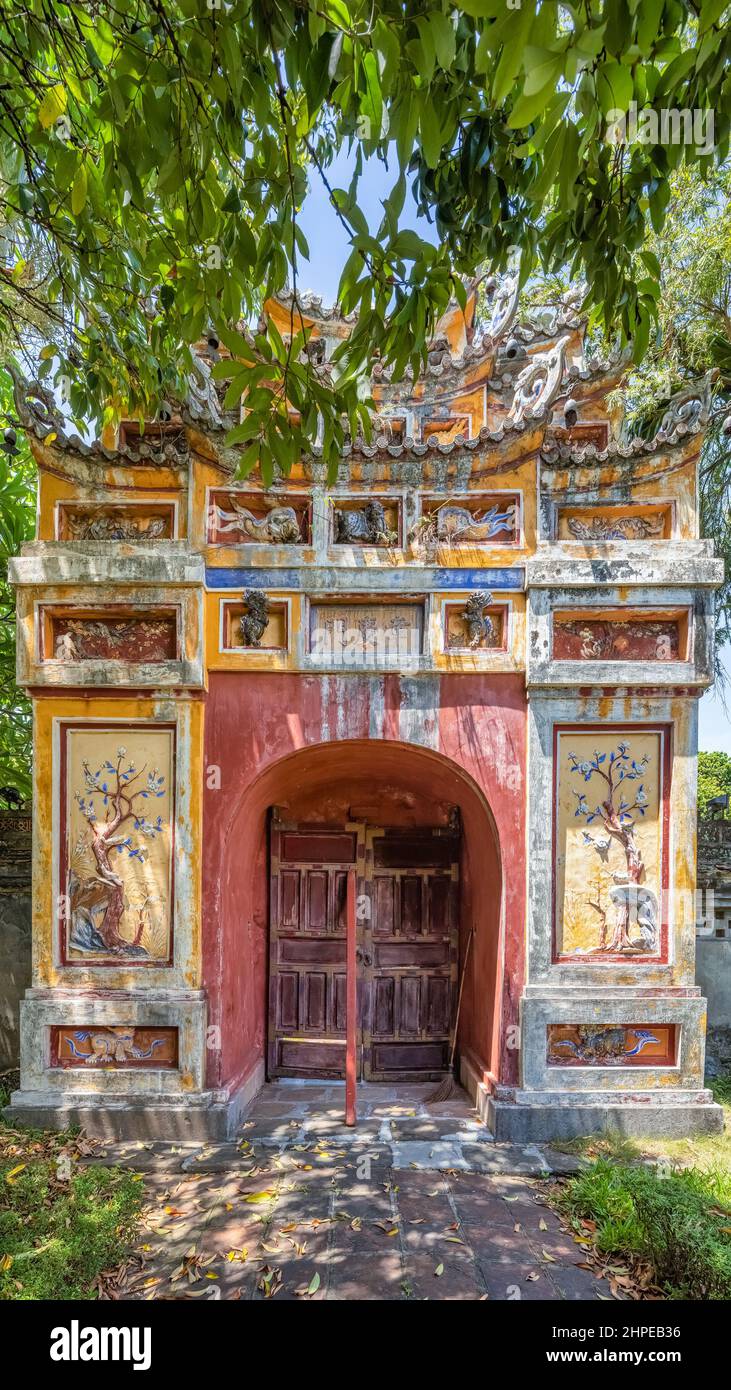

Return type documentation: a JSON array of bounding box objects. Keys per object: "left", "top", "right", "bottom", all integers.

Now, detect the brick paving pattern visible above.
[{"left": 90, "top": 1083, "right": 602, "bottom": 1301}]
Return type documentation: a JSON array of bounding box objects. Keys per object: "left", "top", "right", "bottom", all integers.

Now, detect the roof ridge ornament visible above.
[
  {"left": 184, "top": 354, "right": 224, "bottom": 430},
  {"left": 483, "top": 270, "right": 521, "bottom": 345},
  {"left": 658, "top": 369, "right": 717, "bottom": 437},
  {"left": 507, "top": 334, "right": 571, "bottom": 425}
]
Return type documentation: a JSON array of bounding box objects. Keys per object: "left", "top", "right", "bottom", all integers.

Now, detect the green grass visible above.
[
  {"left": 549, "top": 1072, "right": 731, "bottom": 1172},
  {"left": 0, "top": 1130, "right": 143, "bottom": 1300},
  {"left": 711, "top": 1072, "right": 731, "bottom": 1107},
  {"left": 546, "top": 1070, "right": 731, "bottom": 1300},
  {"left": 553, "top": 1158, "right": 731, "bottom": 1300}
]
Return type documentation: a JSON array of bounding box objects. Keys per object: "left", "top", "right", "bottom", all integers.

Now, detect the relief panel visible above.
[
  {"left": 207, "top": 490, "right": 310, "bottom": 545},
  {"left": 43, "top": 609, "right": 179, "bottom": 663},
  {"left": 61, "top": 726, "right": 175, "bottom": 965},
  {"left": 411, "top": 494, "right": 519, "bottom": 547},
  {"left": 547, "top": 1024, "right": 676, "bottom": 1067},
  {"left": 552, "top": 610, "right": 688, "bottom": 663},
  {"left": 221, "top": 594, "right": 288, "bottom": 651},
  {"left": 330, "top": 498, "right": 401, "bottom": 546},
  {"left": 57, "top": 502, "right": 176, "bottom": 541},
  {"left": 443, "top": 597, "right": 508, "bottom": 651},
  {"left": 51, "top": 1026, "right": 178, "bottom": 1068},
  {"left": 554, "top": 728, "right": 668, "bottom": 961},
  {"left": 556, "top": 504, "right": 672, "bottom": 541},
  {"left": 309, "top": 600, "right": 424, "bottom": 664}
]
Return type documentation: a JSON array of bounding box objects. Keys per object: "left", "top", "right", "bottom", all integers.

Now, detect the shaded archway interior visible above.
[{"left": 204, "top": 740, "right": 503, "bottom": 1100}]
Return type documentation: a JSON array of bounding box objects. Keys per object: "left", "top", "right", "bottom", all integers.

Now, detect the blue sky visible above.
[{"left": 299, "top": 153, "right": 730, "bottom": 753}]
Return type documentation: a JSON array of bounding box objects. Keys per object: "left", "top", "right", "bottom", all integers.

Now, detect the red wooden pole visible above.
[{"left": 345, "top": 868, "right": 357, "bottom": 1127}]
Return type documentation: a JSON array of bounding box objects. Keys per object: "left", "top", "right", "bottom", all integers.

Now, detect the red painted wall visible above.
[{"left": 202, "top": 673, "right": 526, "bottom": 1097}]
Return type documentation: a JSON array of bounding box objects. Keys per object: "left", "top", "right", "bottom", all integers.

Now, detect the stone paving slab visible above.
[
  {"left": 119, "top": 1149, "right": 606, "bottom": 1302},
  {"left": 86, "top": 1084, "right": 607, "bottom": 1302},
  {"left": 389, "top": 1117, "right": 494, "bottom": 1143},
  {"left": 390, "top": 1140, "right": 470, "bottom": 1170}
]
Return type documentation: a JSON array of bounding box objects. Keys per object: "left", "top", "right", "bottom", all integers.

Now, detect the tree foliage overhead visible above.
[
  {"left": 698, "top": 749, "right": 731, "bottom": 817},
  {"left": 0, "top": 369, "right": 33, "bottom": 798},
  {"left": 609, "top": 163, "right": 731, "bottom": 653},
  {"left": 0, "top": 0, "right": 730, "bottom": 480}
]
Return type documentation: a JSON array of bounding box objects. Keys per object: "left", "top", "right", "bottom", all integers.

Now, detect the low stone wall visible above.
[
  {"left": 0, "top": 813, "right": 32, "bottom": 1069},
  {"left": 696, "top": 937, "right": 731, "bottom": 1075}
]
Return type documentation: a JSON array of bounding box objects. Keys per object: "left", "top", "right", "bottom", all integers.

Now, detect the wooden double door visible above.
[{"left": 268, "top": 818, "right": 459, "bottom": 1081}]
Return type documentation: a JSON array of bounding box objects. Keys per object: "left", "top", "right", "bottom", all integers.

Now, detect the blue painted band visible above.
[{"left": 206, "top": 567, "right": 525, "bottom": 591}]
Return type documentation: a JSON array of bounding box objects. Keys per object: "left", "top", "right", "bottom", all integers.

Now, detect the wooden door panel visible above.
[
  {"left": 364, "top": 829, "right": 460, "bottom": 1081},
  {"left": 373, "top": 976, "right": 395, "bottom": 1033},
  {"left": 374, "top": 939, "right": 451, "bottom": 967},
  {"left": 268, "top": 822, "right": 356, "bottom": 1079},
  {"left": 280, "top": 870, "right": 300, "bottom": 927},
  {"left": 277, "top": 972, "right": 298, "bottom": 1031},
  {"left": 426, "top": 975, "right": 451, "bottom": 1033},
  {"left": 279, "top": 1039, "right": 346, "bottom": 1072},
  {"left": 400, "top": 975, "right": 422, "bottom": 1033},
  {"left": 373, "top": 875, "right": 396, "bottom": 935},
  {"left": 334, "top": 973, "right": 347, "bottom": 1031},
  {"left": 303, "top": 972, "right": 327, "bottom": 1030},
  {"left": 372, "top": 1041, "right": 448, "bottom": 1073},
  {"left": 401, "top": 875, "right": 424, "bottom": 933}
]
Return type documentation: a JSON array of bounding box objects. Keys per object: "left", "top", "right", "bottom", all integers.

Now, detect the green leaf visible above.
[
  {"left": 596, "top": 62, "right": 634, "bottom": 116},
  {"left": 420, "top": 101, "right": 444, "bottom": 168},
  {"left": 71, "top": 164, "right": 87, "bottom": 217},
  {"left": 699, "top": 0, "right": 729, "bottom": 33},
  {"left": 637, "top": 0, "right": 664, "bottom": 51},
  {"left": 493, "top": 5, "right": 536, "bottom": 105},
  {"left": 522, "top": 49, "right": 564, "bottom": 100},
  {"left": 508, "top": 80, "right": 560, "bottom": 130},
  {"left": 458, "top": 0, "right": 504, "bottom": 14},
  {"left": 427, "top": 12, "right": 456, "bottom": 70}
]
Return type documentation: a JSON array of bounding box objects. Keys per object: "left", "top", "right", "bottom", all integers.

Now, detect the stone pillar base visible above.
[
  {"left": 487, "top": 1089, "right": 723, "bottom": 1142},
  {"left": 4, "top": 1061, "right": 265, "bottom": 1141}
]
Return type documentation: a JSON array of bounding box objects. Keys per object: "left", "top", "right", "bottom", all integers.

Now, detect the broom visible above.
[{"left": 426, "top": 927, "right": 474, "bottom": 1104}]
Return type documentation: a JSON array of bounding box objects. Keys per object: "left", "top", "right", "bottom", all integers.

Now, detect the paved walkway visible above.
[{"left": 91, "top": 1083, "right": 603, "bottom": 1301}]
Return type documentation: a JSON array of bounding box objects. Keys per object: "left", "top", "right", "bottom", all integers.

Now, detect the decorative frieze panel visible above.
[
  {"left": 330, "top": 497, "right": 401, "bottom": 546},
  {"left": 309, "top": 598, "right": 424, "bottom": 664},
  {"left": 547, "top": 1024, "right": 676, "bottom": 1067},
  {"left": 51, "top": 1026, "right": 178, "bottom": 1068},
  {"left": 410, "top": 494, "right": 519, "bottom": 548},
  {"left": 207, "top": 489, "right": 310, "bottom": 545},
  {"left": 42, "top": 608, "right": 179, "bottom": 663},
  {"left": 554, "top": 727, "right": 668, "bottom": 962},
  {"left": 220, "top": 593, "right": 289, "bottom": 651},
  {"left": 556, "top": 504, "right": 672, "bottom": 541},
  {"left": 552, "top": 609, "right": 689, "bottom": 663},
  {"left": 57, "top": 502, "right": 176, "bottom": 541},
  {"left": 443, "top": 596, "right": 508, "bottom": 651},
  {"left": 61, "top": 726, "right": 175, "bottom": 966}
]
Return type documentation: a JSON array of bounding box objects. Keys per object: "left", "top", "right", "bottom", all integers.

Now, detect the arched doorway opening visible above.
[{"left": 203, "top": 740, "right": 506, "bottom": 1109}]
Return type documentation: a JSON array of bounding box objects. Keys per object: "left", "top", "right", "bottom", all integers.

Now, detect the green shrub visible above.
[{"left": 556, "top": 1159, "right": 731, "bottom": 1300}]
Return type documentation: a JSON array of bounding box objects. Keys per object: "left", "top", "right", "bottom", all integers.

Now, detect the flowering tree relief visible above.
[
  {"left": 567, "top": 740, "right": 660, "bottom": 956},
  {"left": 67, "top": 743, "right": 169, "bottom": 959}
]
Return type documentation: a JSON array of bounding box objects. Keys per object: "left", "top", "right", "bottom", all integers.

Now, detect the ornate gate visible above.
[{"left": 268, "top": 817, "right": 459, "bottom": 1081}]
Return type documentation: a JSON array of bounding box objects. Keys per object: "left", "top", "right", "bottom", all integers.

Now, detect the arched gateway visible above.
[
  {"left": 5, "top": 281, "right": 723, "bottom": 1139},
  {"left": 202, "top": 738, "right": 508, "bottom": 1107}
]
